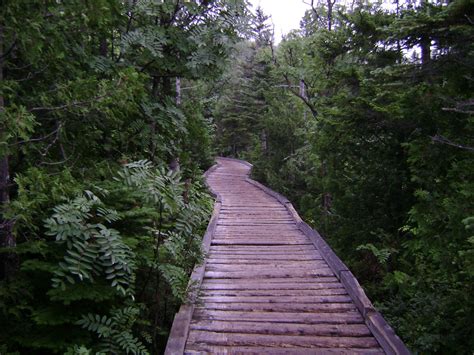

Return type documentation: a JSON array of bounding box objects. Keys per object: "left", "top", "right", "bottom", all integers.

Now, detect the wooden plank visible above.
[
  {"left": 204, "top": 264, "right": 332, "bottom": 272},
  {"left": 209, "top": 248, "right": 317, "bottom": 252},
  {"left": 200, "top": 282, "right": 342, "bottom": 291},
  {"left": 219, "top": 212, "right": 290, "bottom": 215},
  {"left": 210, "top": 245, "right": 316, "bottom": 249},
  {"left": 340, "top": 270, "right": 374, "bottom": 318},
  {"left": 200, "top": 288, "right": 348, "bottom": 297},
  {"left": 218, "top": 219, "right": 294, "bottom": 222},
  {"left": 206, "top": 258, "right": 323, "bottom": 264},
  {"left": 197, "top": 302, "right": 356, "bottom": 313},
  {"left": 210, "top": 241, "right": 313, "bottom": 246},
  {"left": 165, "top": 304, "right": 193, "bottom": 355},
  {"left": 186, "top": 331, "right": 380, "bottom": 348},
  {"left": 185, "top": 346, "right": 384, "bottom": 354},
  {"left": 207, "top": 254, "right": 321, "bottom": 259},
  {"left": 211, "top": 236, "right": 307, "bottom": 240},
  {"left": 214, "top": 229, "right": 301, "bottom": 234},
  {"left": 189, "top": 320, "right": 372, "bottom": 337},
  {"left": 207, "top": 252, "right": 322, "bottom": 257},
  {"left": 201, "top": 277, "right": 339, "bottom": 284},
  {"left": 204, "top": 269, "right": 334, "bottom": 278},
  {"left": 366, "top": 311, "right": 411, "bottom": 355},
  {"left": 193, "top": 309, "right": 365, "bottom": 324},
  {"left": 212, "top": 233, "right": 306, "bottom": 237},
  {"left": 245, "top": 178, "right": 290, "bottom": 205},
  {"left": 210, "top": 239, "right": 311, "bottom": 244},
  {"left": 217, "top": 221, "right": 296, "bottom": 225},
  {"left": 199, "top": 295, "right": 353, "bottom": 303},
  {"left": 207, "top": 253, "right": 321, "bottom": 258}
]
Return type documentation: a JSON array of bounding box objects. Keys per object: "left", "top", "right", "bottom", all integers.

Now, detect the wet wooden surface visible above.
[{"left": 183, "top": 158, "right": 385, "bottom": 354}]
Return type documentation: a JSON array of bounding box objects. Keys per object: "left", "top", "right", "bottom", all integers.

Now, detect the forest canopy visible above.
[{"left": 1, "top": 0, "right": 473, "bottom": 353}]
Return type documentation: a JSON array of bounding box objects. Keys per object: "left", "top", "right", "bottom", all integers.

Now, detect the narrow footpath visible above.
[{"left": 166, "top": 158, "right": 408, "bottom": 354}]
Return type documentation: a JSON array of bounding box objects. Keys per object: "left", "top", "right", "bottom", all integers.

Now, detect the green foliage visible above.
[
  {"left": 77, "top": 307, "right": 148, "bottom": 355},
  {"left": 45, "top": 193, "right": 135, "bottom": 296},
  {"left": 0, "top": 160, "right": 212, "bottom": 353},
  {"left": 1, "top": 0, "right": 241, "bottom": 352}
]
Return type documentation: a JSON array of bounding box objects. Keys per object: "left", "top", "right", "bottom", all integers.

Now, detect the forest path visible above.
[{"left": 166, "top": 158, "right": 408, "bottom": 354}]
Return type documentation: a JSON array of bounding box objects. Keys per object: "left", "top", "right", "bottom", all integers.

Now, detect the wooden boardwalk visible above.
[{"left": 166, "top": 158, "right": 409, "bottom": 354}]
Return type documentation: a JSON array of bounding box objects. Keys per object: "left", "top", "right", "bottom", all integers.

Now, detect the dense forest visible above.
[{"left": 0, "top": 0, "right": 473, "bottom": 354}]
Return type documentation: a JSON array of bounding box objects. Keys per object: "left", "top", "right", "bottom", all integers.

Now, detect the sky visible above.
[{"left": 248, "top": 0, "right": 311, "bottom": 43}]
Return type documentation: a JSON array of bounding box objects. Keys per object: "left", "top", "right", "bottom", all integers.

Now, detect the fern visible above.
[
  {"left": 159, "top": 264, "right": 189, "bottom": 302},
  {"left": 64, "top": 345, "right": 93, "bottom": 355},
  {"left": 357, "top": 243, "right": 395, "bottom": 266},
  {"left": 45, "top": 193, "right": 135, "bottom": 296},
  {"left": 77, "top": 307, "right": 149, "bottom": 355},
  {"left": 121, "top": 26, "right": 165, "bottom": 58}
]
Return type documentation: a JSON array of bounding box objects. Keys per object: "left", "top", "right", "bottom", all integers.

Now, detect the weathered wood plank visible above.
[
  {"left": 201, "top": 276, "right": 338, "bottom": 283},
  {"left": 206, "top": 258, "right": 326, "bottom": 265},
  {"left": 186, "top": 331, "right": 380, "bottom": 348},
  {"left": 197, "top": 302, "right": 356, "bottom": 313},
  {"left": 208, "top": 253, "right": 317, "bottom": 258},
  {"left": 185, "top": 346, "right": 384, "bottom": 354},
  {"left": 210, "top": 241, "right": 313, "bottom": 246},
  {"left": 209, "top": 247, "right": 318, "bottom": 253},
  {"left": 206, "top": 258, "right": 323, "bottom": 264},
  {"left": 193, "top": 309, "right": 365, "bottom": 324},
  {"left": 189, "top": 320, "right": 372, "bottom": 337},
  {"left": 199, "top": 295, "right": 353, "bottom": 303},
  {"left": 200, "top": 288, "right": 348, "bottom": 297},
  {"left": 200, "top": 282, "right": 343, "bottom": 291},
  {"left": 204, "top": 269, "right": 334, "bottom": 279}
]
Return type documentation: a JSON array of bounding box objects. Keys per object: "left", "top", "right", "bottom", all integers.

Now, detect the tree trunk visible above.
[
  {"left": 421, "top": 37, "right": 431, "bottom": 66},
  {"left": 150, "top": 76, "right": 159, "bottom": 162},
  {"left": 299, "top": 79, "right": 306, "bottom": 99},
  {"left": 175, "top": 77, "right": 181, "bottom": 106},
  {"left": 99, "top": 37, "right": 108, "bottom": 57},
  {"left": 260, "top": 130, "right": 268, "bottom": 154},
  {"left": 327, "top": 0, "right": 334, "bottom": 31},
  {"left": 0, "top": 24, "right": 17, "bottom": 280},
  {"left": 420, "top": 0, "right": 431, "bottom": 66}
]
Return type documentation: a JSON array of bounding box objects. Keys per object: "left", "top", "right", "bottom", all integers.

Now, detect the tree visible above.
[{"left": 214, "top": 6, "right": 274, "bottom": 156}]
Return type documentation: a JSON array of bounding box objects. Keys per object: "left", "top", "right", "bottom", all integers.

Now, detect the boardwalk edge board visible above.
[
  {"left": 246, "top": 165, "right": 409, "bottom": 355},
  {"left": 165, "top": 161, "right": 224, "bottom": 355},
  {"left": 166, "top": 157, "right": 410, "bottom": 355}
]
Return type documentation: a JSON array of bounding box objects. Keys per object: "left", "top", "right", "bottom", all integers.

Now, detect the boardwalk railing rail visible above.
[{"left": 166, "top": 157, "right": 409, "bottom": 355}]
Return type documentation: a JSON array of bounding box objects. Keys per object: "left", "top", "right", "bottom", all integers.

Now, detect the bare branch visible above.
[
  {"left": 465, "top": 14, "right": 474, "bottom": 25},
  {"left": 11, "top": 122, "right": 62, "bottom": 146},
  {"left": 431, "top": 134, "right": 474, "bottom": 153},
  {"left": 283, "top": 73, "right": 318, "bottom": 117},
  {"left": 442, "top": 99, "right": 474, "bottom": 115}
]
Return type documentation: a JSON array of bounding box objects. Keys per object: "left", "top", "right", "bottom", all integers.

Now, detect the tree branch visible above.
[
  {"left": 282, "top": 73, "right": 318, "bottom": 117},
  {"left": 11, "top": 122, "right": 62, "bottom": 146},
  {"left": 442, "top": 99, "right": 474, "bottom": 115},
  {"left": 29, "top": 78, "right": 122, "bottom": 113},
  {"left": 431, "top": 134, "right": 474, "bottom": 153}
]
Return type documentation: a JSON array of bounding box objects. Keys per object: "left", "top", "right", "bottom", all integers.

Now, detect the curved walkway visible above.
[{"left": 166, "top": 158, "right": 408, "bottom": 354}]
